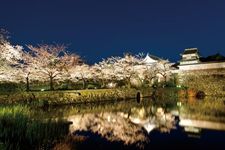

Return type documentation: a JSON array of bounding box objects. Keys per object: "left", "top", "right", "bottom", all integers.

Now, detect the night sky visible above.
[{"left": 0, "top": 0, "right": 225, "bottom": 64}]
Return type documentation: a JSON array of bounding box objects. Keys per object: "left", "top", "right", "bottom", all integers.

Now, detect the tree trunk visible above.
[
  {"left": 82, "top": 78, "right": 86, "bottom": 89},
  {"left": 101, "top": 79, "right": 105, "bottom": 88},
  {"left": 164, "top": 75, "right": 167, "bottom": 82},
  {"left": 126, "top": 78, "right": 131, "bottom": 89},
  {"left": 26, "top": 76, "right": 30, "bottom": 92},
  {"left": 50, "top": 76, "right": 54, "bottom": 91}
]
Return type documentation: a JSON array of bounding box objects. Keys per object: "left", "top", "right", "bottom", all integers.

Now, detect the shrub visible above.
[
  {"left": 196, "top": 91, "right": 205, "bottom": 99},
  {"left": 116, "top": 80, "right": 126, "bottom": 87},
  {"left": 59, "top": 83, "right": 69, "bottom": 90},
  {"left": 164, "top": 80, "right": 177, "bottom": 87},
  {"left": 0, "top": 82, "right": 25, "bottom": 94},
  {"left": 182, "top": 72, "right": 225, "bottom": 96},
  {"left": 87, "top": 84, "right": 96, "bottom": 89}
]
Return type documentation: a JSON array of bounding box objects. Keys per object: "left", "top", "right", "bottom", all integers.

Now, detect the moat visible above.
[{"left": 1, "top": 97, "right": 225, "bottom": 150}]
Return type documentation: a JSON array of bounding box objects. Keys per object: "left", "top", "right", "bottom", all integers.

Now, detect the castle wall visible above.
[
  {"left": 178, "top": 62, "right": 225, "bottom": 71},
  {"left": 174, "top": 62, "right": 225, "bottom": 96}
]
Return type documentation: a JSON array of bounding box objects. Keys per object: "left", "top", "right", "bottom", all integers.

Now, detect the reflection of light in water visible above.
[
  {"left": 107, "top": 115, "right": 110, "bottom": 122},
  {"left": 67, "top": 112, "right": 148, "bottom": 145},
  {"left": 179, "top": 119, "right": 225, "bottom": 131},
  {"left": 143, "top": 123, "right": 155, "bottom": 133},
  {"left": 67, "top": 106, "right": 176, "bottom": 145},
  {"left": 170, "top": 110, "right": 179, "bottom": 116},
  {"left": 129, "top": 117, "right": 147, "bottom": 124},
  {"left": 130, "top": 107, "right": 146, "bottom": 119},
  {"left": 129, "top": 107, "right": 176, "bottom": 133},
  {"left": 184, "top": 126, "right": 201, "bottom": 133},
  {"left": 129, "top": 117, "right": 155, "bottom": 133}
]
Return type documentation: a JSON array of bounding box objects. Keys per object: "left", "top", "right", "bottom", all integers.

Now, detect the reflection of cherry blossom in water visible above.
[
  {"left": 67, "top": 107, "right": 176, "bottom": 147},
  {"left": 68, "top": 112, "right": 149, "bottom": 146},
  {"left": 129, "top": 107, "right": 176, "bottom": 133}
]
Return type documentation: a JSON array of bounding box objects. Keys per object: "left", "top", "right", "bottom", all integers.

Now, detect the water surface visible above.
[{"left": 1, "top": 97, "right": 225, "bottom": 149}]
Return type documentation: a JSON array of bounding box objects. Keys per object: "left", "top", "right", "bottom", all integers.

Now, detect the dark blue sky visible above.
[{"left": 1, "top": 0, "right": 225, "bottom": 64}]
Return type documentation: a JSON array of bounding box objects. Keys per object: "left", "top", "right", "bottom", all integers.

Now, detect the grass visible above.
[
  {"left": 0, "top": 88, "right": 152, "bottom": 106},
  {"left": 0, "top": 105, "right": 71, "bottom": 150}
]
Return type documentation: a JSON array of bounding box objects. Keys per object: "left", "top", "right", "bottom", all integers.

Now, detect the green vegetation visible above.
[
  {"left": 200, "top": 53, "right": 225, "bottom": 62},
  {"left": 0, "top": 82, "right": 25, "bottom": 94},
  {"left": 182, "top": 73, "right": 225, "bottom": 96},
  {"left": 28, "top": 80, "right": 102, "bottom": 91},
  {"left": 0, "top": 105, "right": 70, "bottom": 150},
  {"left": 180, "top": 97, "right": 225, "bottom": 122},
  {"left": 0, "top": 88, "right": 152, "bottom": 105}
]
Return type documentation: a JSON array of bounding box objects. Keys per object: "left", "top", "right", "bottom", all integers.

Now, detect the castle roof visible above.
[
  {"left": 183, "top": 48, "right": 198, "bottom": 55},
  {"left": 142, "top": 54, "right": 158, "bottom": 64}
]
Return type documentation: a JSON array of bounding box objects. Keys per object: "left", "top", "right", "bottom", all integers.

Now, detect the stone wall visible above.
[{"left": 180, "top": 71, "right": 225, "bottom": 96}]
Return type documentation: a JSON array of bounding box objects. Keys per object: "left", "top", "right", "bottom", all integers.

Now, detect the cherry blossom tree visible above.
[
  {"left": 19, "top": 50, "right": 45, "bottom": 91},
  {"left": 0, "top": 29, "right": 9, "bottom": 44},
  {"left": 0, "top": 59, "right": 13, "bottom": 81},
  {"left": 0, "top": 28, "right": 174, "bottom": 90},
  {"left": 142, "top": 64, "right": 159, "bottom": 86},
  {"left": 27, "top": 44, "right": 81, "bottom": 90},
  {"left": 94, "top": 53, "right": 150, "bottom": 88},
  {"left": 69, "top": 64, "right": 92, "bottom": 89},
  {"left": 0, "top": 29, "right": 24, "bottom": 83},
  {"left": 156, "top": 60, "right": 173, "bottom": 83},
  {"left": 113, "top": 54, "right": 141, "bottom": 88},
  {"left": 93, "top": 53, "right": 173, "bottom": 88},
  {"left": 92, "top": 57, "right": 119, "bottom": 88},
  {"left": 0, "top": 29, "right": 23, "bottom": 64}
]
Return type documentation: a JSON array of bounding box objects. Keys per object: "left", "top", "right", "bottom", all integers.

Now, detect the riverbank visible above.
[
  {"left": 0, "top": 88, "right": 152, "bottom": 106},
  {"left": 0, "top": 86, "right": 222, "bottom": 106}
]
